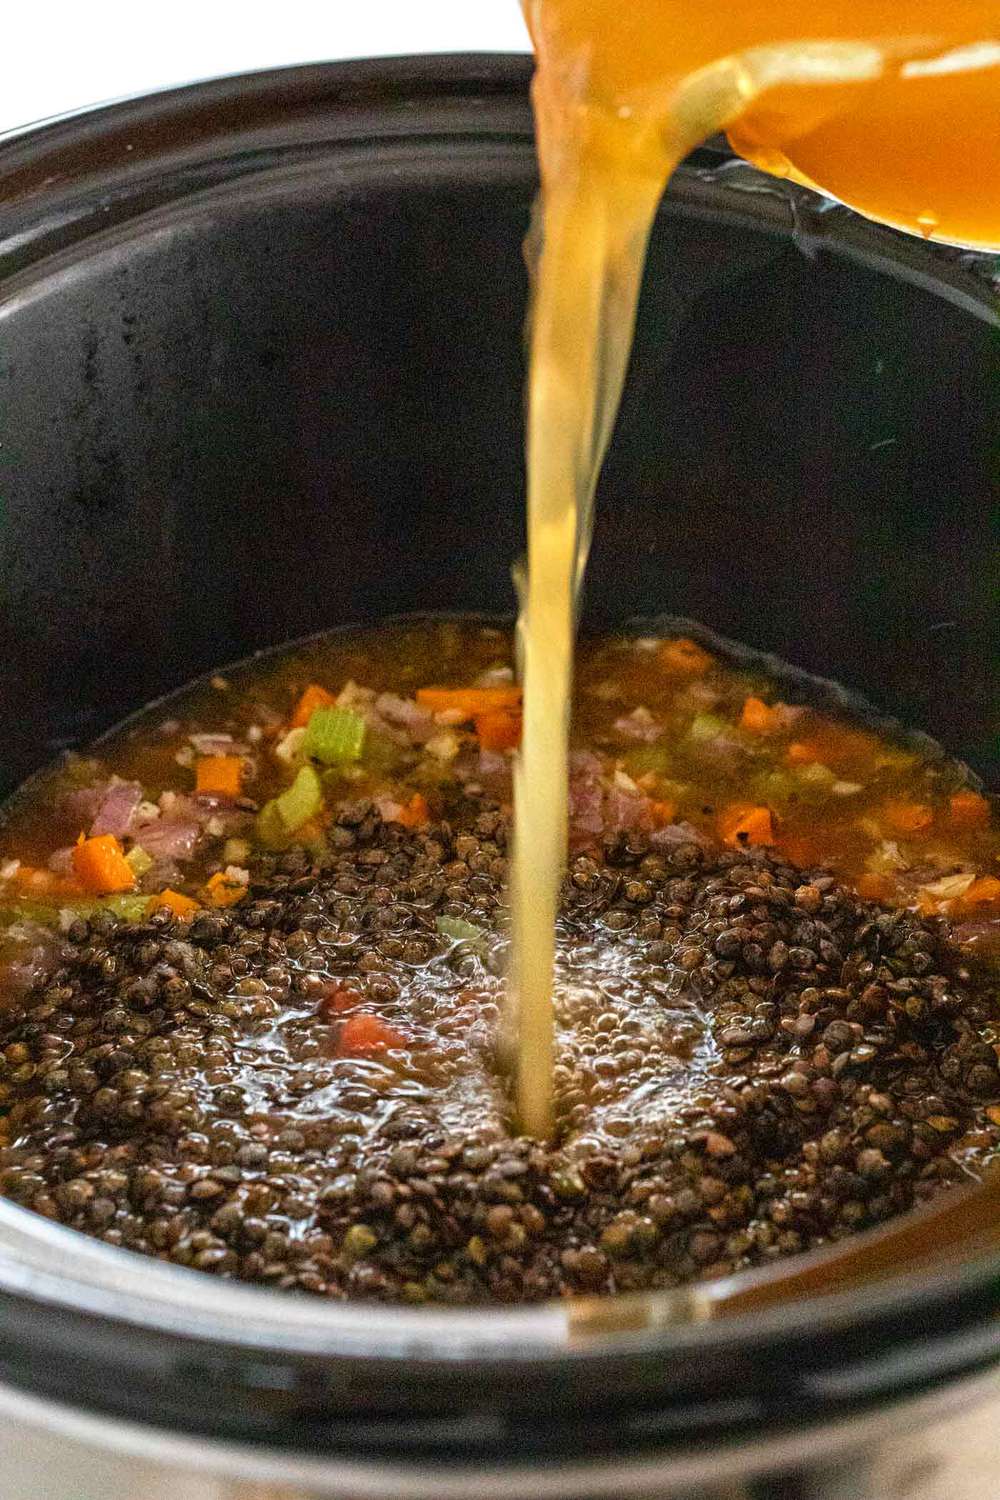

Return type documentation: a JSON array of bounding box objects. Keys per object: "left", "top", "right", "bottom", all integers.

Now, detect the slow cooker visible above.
[{"left": 0, "top": 54, "right": 997, "bottom": 1500}]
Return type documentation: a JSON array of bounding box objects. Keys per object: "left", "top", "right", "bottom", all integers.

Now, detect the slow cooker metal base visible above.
[{"left": 1, "top": 1367, "right": 998, "bottom": 1499}]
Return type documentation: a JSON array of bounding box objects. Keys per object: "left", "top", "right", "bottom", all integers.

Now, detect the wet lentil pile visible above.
[{"left": 2, "top": 790, "right": 999, "bottom": 1304}]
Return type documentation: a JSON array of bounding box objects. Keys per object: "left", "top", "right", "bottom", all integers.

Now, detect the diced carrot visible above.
[
  {"left": 203, "top": 871, "right": 247, "bottom": 908},
  {"left": 787, "top": 723, "right": 879, "bottom": 771},
  {"left": 948, "top": 790, "right": 991, "bottom": 828},
  {"left": 146, "top": 888, "right": 200, "bottom": 920},
  {"left": 740, "top": 696, "right": 781, "bottom": 734},
  {"left": 778, "top": 834, "right": 823, "bottom": 869},
  {"left": 11, "top": 865, "right": 85, "bottom": 899},
  {"left": 394, "top": 792, "right": 430, "bottom": 830},
  {"left": 858, "top": 872, "right": 894, "bottom": 902},
  {"left": 786, "top": 740, "right": 822, "bottom": 767},
  {"left": 195, "top": 755, "right": 243, "bottom": 798},
  {"left": 954, "top": 876, "right": 1000, "bottom": 914},
  {"left": 882, "top": 800, "right": 934, "bottom": 835},
  {"left": 648, "top": 798, "right": 678, "bottom": 827},
  {"left": 659, "top": 637, "right": 713, "bottom": 675},
  {"left": 72, "top": 834, "right": 135, "bottom": 894},
  {"left": 337, "top": 1013, "right": 407, "bottom": 1056},
  {"left": 415, "top": 686, "right": 521, "bottom": 720},
  {"left": 320, "top": 982, "right": 362, "bottom": 1015},
  {"left": 475, "top": 708, "right": 522, "bottom": 752},
  {"left": 290, "top": 682, "right": 336, "bottom": 728},
  {"left": 719, "top": 804, "right": 775, "bottom": 847}
]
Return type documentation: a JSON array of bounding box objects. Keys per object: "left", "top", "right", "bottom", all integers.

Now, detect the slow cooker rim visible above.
[{"left": 0, "top": 53, "right": 997, "bottom": 1391}]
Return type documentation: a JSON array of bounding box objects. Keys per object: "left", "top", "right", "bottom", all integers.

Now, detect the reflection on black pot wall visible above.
[{"left": 0, "top": 154, "right": 996, "bottom": 801}]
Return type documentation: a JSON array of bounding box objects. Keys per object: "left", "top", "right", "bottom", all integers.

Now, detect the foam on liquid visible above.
[{"left": 511, "top": 0, "right": 999, "bottom": 1136}]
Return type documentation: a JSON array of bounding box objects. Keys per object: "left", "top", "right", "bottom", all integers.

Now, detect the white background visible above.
[{"left": 0, "top": 1, "right": 530, "bottom": 137}]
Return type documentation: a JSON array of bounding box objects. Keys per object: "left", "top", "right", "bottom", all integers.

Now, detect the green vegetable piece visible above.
[
  {"left": 125, "top": 845, "right": 153, "bottom": 878},
  {"left": 99, "top": 894, "right": 150, "bottom": 922},
  {"left": 796, "top": 762, "right": 837, "bottom": 789},
  {"left": 688, "top": 712, "right": 728, "bottom": 744},
  {"left": 274, "top": 764, "right": 323, "bottom": 832},
  {"left": 303, "top": 706, "right": 366, "bottom": 765},
  {"left": 256, "top": 799, "right": 291, "bottom": 850},
  {"left": 0, "top": 900, "right": 61, "bottom": 927},
  {"left": 436, "top": 914, "right": 486, "bottom": 948},
  {"left": 625, "top": 744, "right": 674, "bottom": 776},
  {"left": 752, "top": 769, "right": 797, "bottom": 805}
]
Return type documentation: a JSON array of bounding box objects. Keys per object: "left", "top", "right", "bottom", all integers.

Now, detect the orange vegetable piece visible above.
[
  {"left": 777, "top": 834, "right": 822, "bottom": 869},
  {"left": 320, "top": 982, "right": 362, "bottom": 1015},
  {"left": 949, "top": 790, "right": 990, "bottom": 828},
  {"left": 195, "top": 755, "right": 243, "bottom": 798},
  {"left": 882, "top": 800, "right": 934, "bottom": 834},
  {"left": 415, "top": 686, "right": 521, "bottom": 720},
  {"left": 11, "top": 865, "right": 84, "bottom": 899},
  {"left": 954, "top": 876, "right": 1000, "bottom": 914},
  {"left": 659, "top": 637, "right": 713, "bottom": 675},
  {"left": 648, "top": 798, "right": 678, "bottom": 827},
  {"left": 337, "top": 1013, "right": 407, "bottom": 1056},
  {"left": 719, "top": 804, "right": 775, "bottom": 848},
  {"left": 786, "top": 740, "right": 822, "bottom": 767},
  {"left": 787, "top": 722, "right": 878, "bottom": 771},
  {"left": 72, "top": 834, "right": 136, "bottom": 895},
  {"left": 475, "top": 708, "right": 522, "bottom": 751},
  {"left": 147, "top": 889, "right": 200, "bottom": 920},
  {"left": 394, "top": 792, "right": 430, "bottom": 830},
  {"left": 740, "top": 696, "right": 781, "bottom": 734},
  {"left": 204, "top": 871, "right": 248, "bottom": 908},
  {"left": 291, "top": 682, "right": 336, "bottom": 728},
  {"left": 857, "top": 872, "right": 894, "bottom": 902}
]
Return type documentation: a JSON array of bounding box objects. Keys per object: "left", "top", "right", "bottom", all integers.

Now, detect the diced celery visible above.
[
  {"left": 688, "top": 712, "right": 728, "bottom": 744},
  {"left": 99, "top": 894, "right": 151, "bottom": 922},
  {"left": 624, "top": 744, "right": 674, "bottom": 776},
  {"left": 126, "top": 845, "right": 153, "bottom": 878},
  {"left": 796, "top": 762, "right": 837, "bottom": 789},
  {"left": 1, "top": 893, "right": 150, "bottom": 929},
  {"left": 0, "top": 900, "right": 61, "bottom": 927},
  {"left": 752, "top": 769, "right": 797, "bottom": 805},
  {"left": 274, "top": 764, "right": 323, "bottom": 832},
  {"left": 303, "top": 706, "right": 366, "bottom": 765},
  {"left": 256, "top": 799, "right": 291, "bottom": 850},
  {"left": 436, "top": 914, "right": 486, "bottom": 948}
]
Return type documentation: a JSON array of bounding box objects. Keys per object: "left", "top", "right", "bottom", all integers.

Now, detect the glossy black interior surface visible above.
[
  {"left": 0, "top": 60, "right": 996, "bottom": 805},
  {"left": 0, "top": 55, "right": 997, "bottom": 1467}
]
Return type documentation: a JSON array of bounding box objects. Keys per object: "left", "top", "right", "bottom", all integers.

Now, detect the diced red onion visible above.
[
  {"left": 605, "top": 785, "right": 653, "bottom": 833},
  {"left": 189, "top": 733, "right": 250, "bottom": 756},
  {"left": 375, "top": 693, "right": 435, "bottom": 743},
  {"left": 64, "top": 784, "right": 105, "bottom": 825},
  {"left": 570, "top": 776, "right": 604, "bottom": 835},
  {"left": 90, "top": 780, "right": 143, "bottom": 838},
  {"left": 133, "top": 818, "right": 200, "bottom": 860},
  {"left": 46, "top": 846, "right": 75, "bottom": 876},
  {"left": 650, "top": 820, "right": 713, "bottom": 849},
  {"left": 613, "top": 708, "right": 662, "bottom": 743},
  {"left": 570, "top": 750, "right": 602, "bottom": 776}
]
